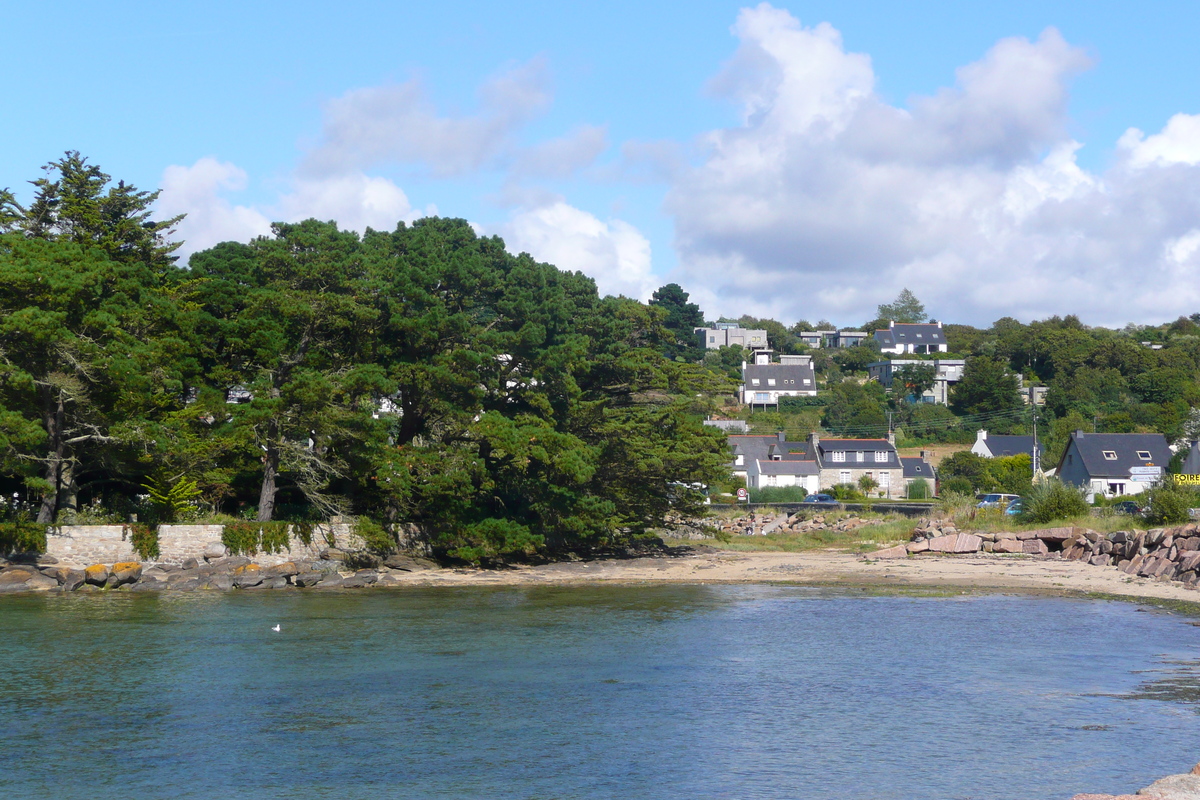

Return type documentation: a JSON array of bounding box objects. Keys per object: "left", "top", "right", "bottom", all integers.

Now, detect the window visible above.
[
  {"left": 768, "top": 474, "right": 777, "bottom": 486},
  {"left": 880, "top": 472, "right": 890, "bottom": 487},
  {"left": 839, "top": 470, "right": 851, "bottom": 483},
  {"left": 767, "top": 378, "right": 776, "bottom": 387},
  {"left": 803, "top": 378, "right": 811, "bottom": 385},
  {"left": 916, "top": 333, "right": 923, "bottom": 338},
  {"left": 831, "top": 451, "right": 846, "bottom": 462},
  {"left": 1137, "top": 451, "right": 1152, "bottom": 460},
  {"left": 709, "top": 336, "right": 715, "bottom": 343},
  {"left": 856, "top": 451, "right": 865, "bottom": 462},
  {"left": 875, "top": 451, "right": 888, "bottom": 463},
  {"left": 1102, "top": 450, "right": 1117, "bottom": 460},
  {"left": 735, "top": 455, "right": 744, "bottom": 466},
  {"left": 754, "top": 393, "right": 769, "bottom": 402},
  {"left": 751, "top": 378, "right": 760, "bottom": 386}
]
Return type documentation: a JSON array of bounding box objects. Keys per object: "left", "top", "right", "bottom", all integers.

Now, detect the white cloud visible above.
[
  {"left": 157, "top": 158, "right": 273, "bottom": 255},
  {"left": 159, "top": 159, "right": 433, "bottom": 260},
  {"left": 511, "top": 124, "right": 608, "bottom": 180},
  {"left": 302, "top": 58, "right": 551, "bottom": 178},
  {"left": 278, "top": 173, "right": 430, "bottom": 233},
  {"left": 1119, "top": 113, "right": 1200, "bottom": 167},
  {"left": 501, "top": 201, "right": 657, "bottom": 300},
  {"left": 666, "top": 5, "right": 1200, "bottom": 326}
]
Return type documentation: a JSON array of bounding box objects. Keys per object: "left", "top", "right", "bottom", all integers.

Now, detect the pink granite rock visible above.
[
  {"left": 905, "top": 540, "right": 929, "bottom": 554},
  {"left": 871, "top": 545, "right": 908, "bottom": 559},
  {"left": 1022, "top": 539, "right": 1049, "bottom": 555},
  {"left": 926, "top": 533, "right": 982, "bottom": 553},
  {"left": 994, "top": 538, "right": 1023, "bottom": 554}
]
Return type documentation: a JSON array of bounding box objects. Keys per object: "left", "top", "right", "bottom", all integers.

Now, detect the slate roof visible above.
[
  {"left": 901, "top": 457, "right": 936, "bottom": 479},
  {"left": 1060, "top": 432, "right": 1172, "bottom": 478},
  {"left": 756, "top": 459, "right": 820, "bottom": 476},
  {"left": 814, "top": 439, "right": 900, "bottom": 468},
  {"left": 980, "top": 435, "right": 1043, "bottom": 458},
  {"left": 874, "top": 323, "right": 947, "bottom": 349},
  {"left": 728, "top": 435, "right": 807, "bottom": 466},
  {"left": 742, "top": 362, "right": 817, "bottom": 387}
]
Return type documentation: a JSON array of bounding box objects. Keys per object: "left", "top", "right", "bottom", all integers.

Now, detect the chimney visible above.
[
  {"left": 890, "top": 320, "right": 895, "bottom": 328},
  {"left": 1075, "top": 429, "right": 1085, "bottom": 438},
  {"left": 976, "top": 429, "right": 987, "bottom": 442},
  {"left": 777, "top": 430, "right": 786, "bottom": 445},
  {"left": 808, "top": 431, "right": 820, "bottom": 450},
  {"left": 887, "top": 429, "right": 895, "bottom": 446}
]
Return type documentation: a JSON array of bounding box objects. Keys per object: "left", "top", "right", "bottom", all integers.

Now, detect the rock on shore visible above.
[
  {"left": 1072, "top": 760, "right": 1200, "bottom": 799},
  {"left": 0, "top": 542, "right": 439, "bottom": 594}
]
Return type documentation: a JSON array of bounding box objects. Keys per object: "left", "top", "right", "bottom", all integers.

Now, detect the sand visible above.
[{"left": 379, "top": 547, "right": 1200, "bottom": 607}]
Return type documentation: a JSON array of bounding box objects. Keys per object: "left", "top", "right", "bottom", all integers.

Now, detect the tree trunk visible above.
[
  {"left": 257, "top": 424, "right": 280, "bottom": 521},
  {"left": 56, "top": 459, "right": 78, "bottom": 519},
  {"left": 36, "top": 388, "right": 65, "bottom": 524}
]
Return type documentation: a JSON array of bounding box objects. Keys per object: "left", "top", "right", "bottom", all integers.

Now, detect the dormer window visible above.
[
  {"left": 875, "top": 451, "right": 888, "bottom": 463},
  {"left": 856, "top": 451, "right": 864, "bottom": 462},
  {"left": 1137, "top": 451, "right": 1152, "bottom": 460},
  {"left": 831, "top": 451, "right": 846, "bottom": 462},
  {"left": 1102, "top": 450, "right": 1117, "bottom": 460}
]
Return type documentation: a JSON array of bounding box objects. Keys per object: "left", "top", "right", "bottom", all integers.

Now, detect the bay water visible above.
[{"left": 2, "top": 585, "right": 1199, "bottom": 799}]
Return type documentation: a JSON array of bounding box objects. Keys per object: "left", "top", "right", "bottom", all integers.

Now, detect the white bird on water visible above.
[{"left": 271, "top": 624, "right": 281, "bottom": 633}]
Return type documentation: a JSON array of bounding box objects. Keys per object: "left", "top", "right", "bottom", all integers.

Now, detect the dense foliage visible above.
[{"left": 0, "top": 156, "right": 729, "bottom": 561}]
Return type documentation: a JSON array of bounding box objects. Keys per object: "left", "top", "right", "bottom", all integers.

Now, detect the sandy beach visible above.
[{"left": 375, "top": 547, "right": 1200, "bottom": 607}]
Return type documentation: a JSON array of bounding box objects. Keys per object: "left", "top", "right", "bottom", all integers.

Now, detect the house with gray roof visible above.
[
  {"left": 1056, "top": 430, "right": 1172, "bottom": 501},
  {"left": 874, "top": 321, "right": 948, "bottom": 354},
  {"left": 726, "top": 431, "right": 904, "bottom": 496},
  {"left": 901, "top": 455, "right": 937, "bottom": 497},
  {"left": 740, "top": 350, "right": 818, "bottom": 408},
  {"left": 971, "top": 430, "right": 1044, "bottom": 461}
]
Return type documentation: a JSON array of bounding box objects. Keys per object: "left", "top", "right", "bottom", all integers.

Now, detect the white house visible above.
[
  {"left": 867, "top": 358, "right": 965, "bottom": 404},
  {"left": 1057, "top": 431, "right": 1172, "bottom": 501},
  {"left": 740, "top": 350, "right": 818, "bottom": 408},
  {"left": 874, "top": 321, "right": 949, "bottom": 354}
]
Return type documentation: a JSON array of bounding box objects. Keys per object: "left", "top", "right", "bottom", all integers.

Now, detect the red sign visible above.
[{"left": 736, "top": 488, "right": 748, "bottom": 501}]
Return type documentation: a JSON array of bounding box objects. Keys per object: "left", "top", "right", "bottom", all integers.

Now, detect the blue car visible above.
[
  {"left": 803, "top": 494, "right": 838, "bottom": 505},
  {"left": 1005, "top": 498, "right": 1024, "bottom": 516}
]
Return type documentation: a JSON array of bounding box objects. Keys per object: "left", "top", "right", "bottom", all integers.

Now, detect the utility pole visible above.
[{"left": 1031, "top": 409, "right": 1040, "bottom": 481}]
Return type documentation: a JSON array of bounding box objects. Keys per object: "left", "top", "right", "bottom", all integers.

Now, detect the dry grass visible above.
[{"left": 894, "top": 443, "right": 971, "bottom": 467}]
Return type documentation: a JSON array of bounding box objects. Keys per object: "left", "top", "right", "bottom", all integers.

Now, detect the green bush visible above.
[
  {"left": 940, "top": 476, "right": 973, "bottom": 496},
  {"left": 906, "top": 477, "right": 931, "bottom": 499},
  {"left": 1019, "top": 478, "right": 1088, "bottom": 524},
  {"left": 1142, "top": 487, "right": 1196, "bottom": 525},
  {"left": 0, "top": 521, "right": 46, "bottom": 554},
  {"left": 126, "top": 523, "right": 159, "bottom": 561},
  {"left": 828, "top": 483, "right": 865, "bottom": 501},
  {"left": 748, "top": 486, "right": 812, "bottom": 503}
]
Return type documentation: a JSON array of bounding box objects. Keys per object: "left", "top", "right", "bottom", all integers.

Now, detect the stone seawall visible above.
[{"left": 41, "top": 523, "right": 366, "bottom": 568}]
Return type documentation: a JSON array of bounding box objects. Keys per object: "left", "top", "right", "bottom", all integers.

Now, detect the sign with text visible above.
[
  {"left": 1129, "top": 466, "right": 1162, "bottom": 477},
  {"left": 736, "top": 488, "right": 748, "bottom": 502}
]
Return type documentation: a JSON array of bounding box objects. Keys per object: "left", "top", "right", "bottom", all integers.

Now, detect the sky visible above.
[{"left": 4, "top": 0, "right": 1200, "bottom": 329}]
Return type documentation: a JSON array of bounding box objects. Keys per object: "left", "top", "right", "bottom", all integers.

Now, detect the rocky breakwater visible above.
[
  {"left": 701, "top": 511, "right": 872, "bottom": 538},
  {"left": 0, "top": 542, "right": 438, "bottom": 594},
  {"left": 869, "top": 519, "right": 1200, "bottom": 592},
  {"left": 1072, "top": 760, "right": 1200, "bottom": 799}
]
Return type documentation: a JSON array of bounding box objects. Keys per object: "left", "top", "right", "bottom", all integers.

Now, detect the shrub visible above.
[
  {"left": 906, "top": 477, "right": 931, "bottom": 500},
  {"left": 748, "top": 486, "right": 811, "bottom": 503},
  {"left": 940, "top": 476, "right": 973, "bottom": 496},
  {"left": 126, "top": 523, "right": 159, "bottom": 560},
  {"left": 1019, "top": 478, "right": 1088, "bottom": 524},
  {"left": 828, "top": 483, "right": 865, "bottom": 501},
  {"left": 1142, "top": 487, "right": 1196, "bottom": 526},
  {"left": 0, "top": 521, "right": 46, "bottom": 554}
]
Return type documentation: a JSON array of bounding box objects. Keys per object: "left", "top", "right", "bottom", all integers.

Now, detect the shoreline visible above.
[{"left": 365, "top": 548, "right": 1200, "bottom": 609}]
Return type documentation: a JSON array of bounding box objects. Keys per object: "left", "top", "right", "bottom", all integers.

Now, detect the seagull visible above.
[{"left": 271, "top": 624, "right": 281, "bottom": 633}]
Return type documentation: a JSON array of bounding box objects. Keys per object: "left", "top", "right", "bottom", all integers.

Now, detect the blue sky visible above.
[{"left": 5, "top": 1, "right": 1200, "bottom": 327}]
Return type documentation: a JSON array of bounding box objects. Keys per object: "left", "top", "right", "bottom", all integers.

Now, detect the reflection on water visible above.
[{"left": 1, "top": 586, "right": 1199, "bottom": 800}]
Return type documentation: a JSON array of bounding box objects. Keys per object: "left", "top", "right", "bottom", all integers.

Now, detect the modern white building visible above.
[{"left": 740, "top": 350, "right": 818, "bottom": 408}]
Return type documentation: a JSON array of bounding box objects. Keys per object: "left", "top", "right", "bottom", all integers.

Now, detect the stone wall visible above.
[
  {"left": 45, "top": 526, "right": 136, "bottom": 565},
  {"left": 43, "top": 522, "right": 368, "bottom": 567}
]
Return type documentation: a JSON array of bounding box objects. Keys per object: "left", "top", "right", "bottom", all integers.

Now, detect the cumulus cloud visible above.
[
  {"left": 668, "top": 4, "right": 1200, "bottom": 326},
  {"left": 510, "top": 124, "right": 608, "bottom": 180},
  {"left": 158, "top": 160, "right": 432, "bottom": 260},
  {"left": 157, "top": 158, "right": 273, "bottom": 255},
  {"left": 500, "top": 201, "right": 657, "bottom": 300},
  {"left": 302, "top": 58, "right": 551, "bottom": 178}
]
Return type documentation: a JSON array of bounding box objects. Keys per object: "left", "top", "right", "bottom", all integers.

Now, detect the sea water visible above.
[{"left": 1, "top": 586, "right": 1198, "bottom": 800}]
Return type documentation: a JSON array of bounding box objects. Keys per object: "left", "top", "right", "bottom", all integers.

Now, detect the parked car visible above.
[
  {"left": 1005, "top": 498, "right": 1024, "bottom": 516},
  {"left": 1112, "top": 500, "right": 1142, "bottom": 515},
  {"left": 803, "top": 494, "right": 838, "bottom": 505},
  {"left": 977, "top": 493, "right": 1021, "bottom": 509}
]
